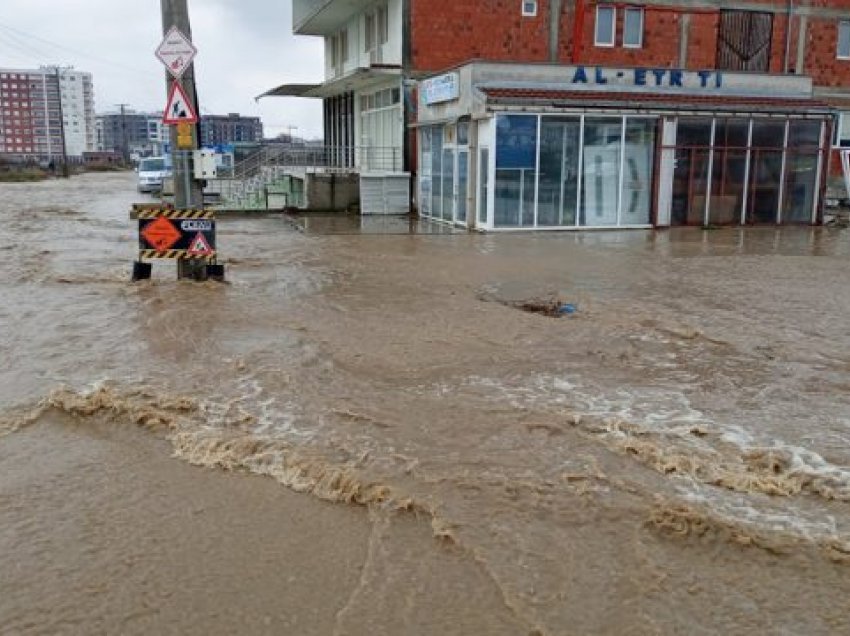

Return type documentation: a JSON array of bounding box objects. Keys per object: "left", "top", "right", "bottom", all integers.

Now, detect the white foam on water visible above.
[{"left": 457, "top": 372, "right": 850, "bottom": 548}]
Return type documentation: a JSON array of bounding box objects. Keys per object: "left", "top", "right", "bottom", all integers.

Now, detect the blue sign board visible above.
[
  {"left": 496, "top": 115, "right": 537, "bottom": 170},
  {"left": 422, "top": 72, "right": 460, "bottom": 105}
]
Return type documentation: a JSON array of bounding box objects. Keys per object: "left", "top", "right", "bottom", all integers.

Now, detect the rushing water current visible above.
[{"left": 2, "top": 172, "right": 850, "bottom": 634}]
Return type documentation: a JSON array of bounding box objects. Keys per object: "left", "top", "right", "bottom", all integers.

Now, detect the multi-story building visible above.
[
  {"left": 0, "top": 67, "right": 95, "bottom": 159},
  {"left": 263, "top": 0, "right": 405, "bottom": 173},
  {"left": 96, "top": 110, "right": 167, "bottom": 159},
  {"left": 267, "top": 1, "right": 850, "bottom": 228},
  {"left": 199, "top": 113, "right": 263, "bottom": 147}
]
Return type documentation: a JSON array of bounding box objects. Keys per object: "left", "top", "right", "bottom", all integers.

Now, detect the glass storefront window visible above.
[
  {"left": 748, "top": 148, "right": 783, "bottom": 223},
  {"left": 714, "top": 118, "right": 749, "bottom": 147},
  {"left": 468, "top": 112, "right": 825, "bottom": 230},
  {"left": 419, "top": 128, "right": 432, "bottom": 217},
  {"left": 457, "top": 121, "right": 469, "bottom": 146},
  {"left": 671, "top": 118, "right": 713, "bottom": 226},
  {"left": 676, "top": 118, "right": 713, "bottom": 147},
  {"left": 479, "top": 148, "right": 489, "bottom": 225},
  {"left": 747, "top": 121, "right": 786, "bottom": 224},
  {"left": 783, "top": 152, "right": 819, "bottom": 223},
  {"left": 709, "top": 148, "right": 747, "bottom": 225},
  {"left": 669, "top": 117, "right": 823, "bottom": 227},
  {"left": 431, "top": 126, "right": 443, "bottom": 219},
  {"left": 581, "top": 118, "right": 622, "bottom": 226},
  {"left": 710, "top": 119, "right": 748, "bottom": 225},
  {"left": 621, "top": 119, "right": 656, "bottom": 225},
  {"left": 457, "top": 151, "right": 468, "bottom": 223},
  {"left": 538, "top": 117, "right": 580, "bottom": 226},
  {"left": 788, "top": 120, "right": 821, "bottom": 149},
  {"left": 442, "top": 149, "right": 454, "bottom": 221},
  {"left": 495, "top": 115, "right": 537, "bottom": 227},
  {"left": 751, "top": 120, "right": 785, "bottom": 149},
  {"left": 785, "top": 122, "right": 821, "bottom": 224}
]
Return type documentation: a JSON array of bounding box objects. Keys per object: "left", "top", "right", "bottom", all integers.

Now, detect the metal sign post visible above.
[{"left": 132, "top": 0, "right": 223, "bottom": 282}]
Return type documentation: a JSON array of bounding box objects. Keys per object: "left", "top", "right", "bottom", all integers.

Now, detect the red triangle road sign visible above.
[
  {"left": 187, "top": 231, "right": 214, "bottom": 257},
  {"left": 163, "top": 82, "right": 198, "bottom": 125}
]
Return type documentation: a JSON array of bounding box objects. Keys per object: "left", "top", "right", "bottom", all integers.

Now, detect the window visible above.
[
  {"left": 834, "top": 111, "right": 850, "bottom": 147},
  {"left": 330, "top": 29, "right": 349, "bottom": 70},
  {"left": 839, "top": 21, "right": 850, "bottom": 59},
  {"left": 340, "top": 29, "right": 349, "bottom": 63},
  {"left": 595, "top": 6, "right": 616, "bottom": 47},
  {"left": 365, "top": 4, "right": 388, "bottom": 51},
  {"left": 522, "top": 0, "right": 538, "bottom": 17},
  {"left": 623, "top": 7, "right": 644, "bottom": 48},
  {"left": 377, "top": 4, "right": 389, "bottom": 45},
  {"left": 330, "top": 35, "right": 340, "bottom": 69},
  {"left": 365, "top": 13, "right": 375, "bottom": 51},
  {"left": 717, "top": 10, "right": 773, "bottom": 71}
]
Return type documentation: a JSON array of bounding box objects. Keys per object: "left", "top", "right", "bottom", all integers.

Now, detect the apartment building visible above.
[
  {"left": 0, "top": 67, "right": 95, "bottom": 159},
  {"left": 264, "top": 0, "right": 405, "bottom": 173},
  {"left": 97, "top": 110, "right": 168, "bottom": 159},
  {"left": 199, "top": 113, "right": 264, "bottom": 147},
  {"left": 268, "top": 1, "right": 850, "bottom": 228}
]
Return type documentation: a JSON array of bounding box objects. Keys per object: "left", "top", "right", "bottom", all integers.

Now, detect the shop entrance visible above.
[{"left": 419, "top": 123, "right": 471, "bottom": 226}]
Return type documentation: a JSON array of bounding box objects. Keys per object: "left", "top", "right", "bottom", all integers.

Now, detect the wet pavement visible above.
[{"left": 2, "top": 172, "right": 850, "bottom": 634}]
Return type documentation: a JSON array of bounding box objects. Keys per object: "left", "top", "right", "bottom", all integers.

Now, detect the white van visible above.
[{"left": 137, "top": 156, "right": 171, "bottom": 193}]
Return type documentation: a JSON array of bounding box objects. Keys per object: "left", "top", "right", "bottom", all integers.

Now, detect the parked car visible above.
[{"left": 136, "top": 157, "right": 171, "bottom": 193}]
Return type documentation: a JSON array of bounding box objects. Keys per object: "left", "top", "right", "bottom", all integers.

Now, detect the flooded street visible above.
[{"left": 3, "top": 172, "right": 850, "bottom": 634}]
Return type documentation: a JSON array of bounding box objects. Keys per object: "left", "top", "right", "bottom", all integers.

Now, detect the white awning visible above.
[{"left": 257, "top": 67, "right": 401, "bottom": 101}]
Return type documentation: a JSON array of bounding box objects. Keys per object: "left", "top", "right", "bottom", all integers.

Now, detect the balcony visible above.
[{"left": 293, "top": 0, "right": 364, "bottom": 35}]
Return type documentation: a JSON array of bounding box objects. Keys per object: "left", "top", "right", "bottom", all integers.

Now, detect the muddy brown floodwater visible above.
[{"left": 2, "top": 172, "right": 850, "bottom": 635}]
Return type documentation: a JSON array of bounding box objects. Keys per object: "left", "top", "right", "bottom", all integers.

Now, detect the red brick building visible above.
[
  {"left": 276, "top": 1, "right": 850, "bottom": 226},
  {"left": 412, "top": 1, "right": 850, "bottom": 229},
  {"left": 411, "top": 1, "right": 850, "bottom": 92}
]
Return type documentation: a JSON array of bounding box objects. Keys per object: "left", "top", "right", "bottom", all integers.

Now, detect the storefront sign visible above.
[
  {"left": 570, "top": 66, "right": 723, "bottom": 90},
  {"left": 422, "top": 72, "right": 460, "bottom": 105}
]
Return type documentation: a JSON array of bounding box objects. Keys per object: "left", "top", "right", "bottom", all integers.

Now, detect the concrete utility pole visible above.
[
  {"left": 49, "top": 66, "right": 70, "bottom": 178},
  {"left": 160, "top": 0, "right": 205, "bottom": 280},
  {"left": 117, "top": 103, "right": 131, "bottom": 164}
]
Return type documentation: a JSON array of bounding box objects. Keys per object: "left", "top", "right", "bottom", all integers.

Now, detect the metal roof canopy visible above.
[
  {"left": 294, "top": 0, "right": 363, "bottom": 36},
  {"left": 258, "top": 67, "right": 401, "bottom": 101}
]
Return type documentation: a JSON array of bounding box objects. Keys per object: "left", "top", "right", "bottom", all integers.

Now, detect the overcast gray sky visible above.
[{"left": 0, "top": 1, "right": 325, "bottom": 138}]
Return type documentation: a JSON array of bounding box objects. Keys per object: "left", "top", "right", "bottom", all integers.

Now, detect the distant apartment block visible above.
[
  {"left": 199, "top": 113, "right": 263, "bottom": 146},
  {"left": 96, "top": 110, "right": 167, "bottom": 158},
  {"left": 0, "top": 67, "right": 95, "bottom": 158}
]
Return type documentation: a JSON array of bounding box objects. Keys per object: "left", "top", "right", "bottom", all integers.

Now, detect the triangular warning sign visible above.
[
  {"left": 162, "top": 82, "right": 198, "bottom": 125},
  {"left": 187, "top": 232, "right": 214, "bottom": 256}
]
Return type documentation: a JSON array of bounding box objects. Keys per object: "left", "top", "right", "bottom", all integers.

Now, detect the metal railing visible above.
[
  {"left": 205, "top": 145, "right": 403, "bottom": 210},
  {"left": 229, "top": 145, "right": 403, "bottom": 181}
]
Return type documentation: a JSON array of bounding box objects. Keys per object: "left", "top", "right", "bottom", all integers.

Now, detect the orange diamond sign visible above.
[{"left": 141, "top": 217, "right": 181, "bottom": 251}]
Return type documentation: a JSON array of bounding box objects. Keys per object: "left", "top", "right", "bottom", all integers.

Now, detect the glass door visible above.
[
  {"left": 580, "top": 118, "right": 622, "bottom": 226},
  {"left": 442, "top": 147, "right": 454, "bottom": 222},
  {"left": 538, "top": 117, "right": 580, "bottom": 227},
  {"left": 478, "top": 147, "right": 489, "bottom": 226},
  {"left": 456, "top": 150, "right": 468, "bottom": 225}
]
